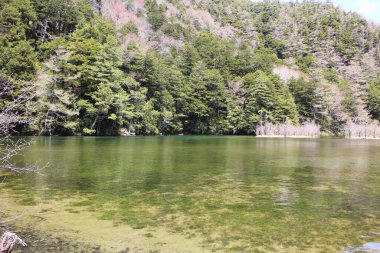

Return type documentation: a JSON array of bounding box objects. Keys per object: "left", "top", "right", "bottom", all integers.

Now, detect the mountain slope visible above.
[{"left": 1, "top": 0, "right": 380, "bottom": 135}]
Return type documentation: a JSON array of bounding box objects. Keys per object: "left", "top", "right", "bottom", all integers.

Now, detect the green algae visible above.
[{"left": 2, "top": 136, "right": 380, "bottom": 252}]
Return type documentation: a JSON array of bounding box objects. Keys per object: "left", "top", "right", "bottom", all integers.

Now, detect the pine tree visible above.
[
  {"left": 243, "top": 70, "right": 275, "bottom": 132},
  {"left": 30, "top": 47, "right": 79, "bottom": 135},
  {"left": 367, "top": 75, "right": 380, "bottom": 121},
  {"left": 184, "top": 62, "right": 229, "bottom": 134}
]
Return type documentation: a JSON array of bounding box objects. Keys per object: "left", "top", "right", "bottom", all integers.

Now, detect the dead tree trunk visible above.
[{"left": 0, "top": 232, "right": 26, "bottom": 253}]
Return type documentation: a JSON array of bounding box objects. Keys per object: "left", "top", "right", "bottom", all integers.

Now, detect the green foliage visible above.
[
  {"left": 296, "top": 54, "right": 314, "bottom": 73},
  {"left": 244, "top": 71, "right": 274, "bottom": 112},
  {"left": 192, "top": 32, "right": 235, "bottom": 73},
  {"left": 0, "top": 0, "right": 37, "bottom": 36},
  {"left": 145, "top": 0, "right": 166, "bottom": 31},
  {"left": 235, "top": 47, "right": 278, "bottom": 75},
  {"left": 324, "top": 69, "right": 340, "bottom": 83},
  {"left": 119, "top": 21, "right": 139, "bottom": 36},
  {"left": 161, "top": 23, "right": 185, "bottom": 39},
  {"left": 0, "top": 0, "right": 38, "bottom": 80},
  {"left": 274, "top": 87, "right": 299, "bottom": 124},
  {"left": 33, "top": 0, "right": 93, "bottom": 36},
  {"left": 2, "top": 0, "right": 379, "bottom": 136},
  {"left": 368, "top": 76, "right": 380, "bottom": 120},
  {"left": 0, "top": 40, "right": 38, "bottom": 80},
  {"left": 176, "top": 44, "right": 201, "bottom": 76},
  {"left": 337, "top": 79, "right": 356, "bottom": 118},
  {"left": 289, "top": 78, "right": 317, "bottom": 120},
  {"left": 183, "top": 63, "right": 229, "bottom": 134},
  {"left": 38, "top": 37, "right": 67, "bottom": 60},
  {"left": 59, "top": 18, "right": 139, "bottom": 135},
  {"left": 242, "top": 71, "right": 274, "bottom": 132},
  {"left": 30, "top": 80, "right": 79, "bottom": 135},
  {"left": 241, "top": 70, "right": 298, "bottom": 130}
]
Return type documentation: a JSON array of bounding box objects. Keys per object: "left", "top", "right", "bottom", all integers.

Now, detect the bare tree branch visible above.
[{"left": 0, "top": 75, "right": 37, "bottom": 173}]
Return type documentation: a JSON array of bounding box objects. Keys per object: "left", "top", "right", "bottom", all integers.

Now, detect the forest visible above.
[{"left": 1, "top": 0, "right": 380, "bottom": 136}]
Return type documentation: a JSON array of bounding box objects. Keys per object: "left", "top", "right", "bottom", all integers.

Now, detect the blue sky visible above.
[
  {"left": 253, "top": 0, "right": 380, "bottom": 24},
  {"left": 332, "top": 0, "right": 380, "bottom": 23}
]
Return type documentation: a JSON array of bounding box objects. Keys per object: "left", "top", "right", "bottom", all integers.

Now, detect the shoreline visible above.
[
  {"left": 10, "top": 134, "right": 380, "bottom": 139},
  {"left": 345, "top": 137, "right": 380, "bottom": 140},
  {"left": 2, "top": 226, "right": 99, "bottom": 253},
  {"left": 256, "top": 135, "right": 320, "bottom": 138}
]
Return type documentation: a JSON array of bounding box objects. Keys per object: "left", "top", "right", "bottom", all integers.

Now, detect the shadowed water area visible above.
[{"left": 1, "top": 136, "right": 380, "bottom": 252}]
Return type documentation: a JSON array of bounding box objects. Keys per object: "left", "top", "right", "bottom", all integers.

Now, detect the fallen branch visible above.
[{"left": 0, "top": 232, "right": 26, "bottom": 253}]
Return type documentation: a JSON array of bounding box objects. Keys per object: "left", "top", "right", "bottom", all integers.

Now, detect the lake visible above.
[{"left": 1, "top": 136, "right": 380, "bottom": 252}]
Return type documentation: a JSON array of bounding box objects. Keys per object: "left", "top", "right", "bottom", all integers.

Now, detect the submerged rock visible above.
[{"left": 345, "top": 242, "right": 380, "bottom": 253}]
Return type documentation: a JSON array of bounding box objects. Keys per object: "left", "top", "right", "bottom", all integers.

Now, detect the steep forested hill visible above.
[{"left": 1, "top": 0, "right": 380, "bottom": 135}]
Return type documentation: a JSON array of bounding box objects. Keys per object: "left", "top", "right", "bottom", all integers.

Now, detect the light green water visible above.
[{"left": 1, "top": 136, "right": 380, "bottom": 252}]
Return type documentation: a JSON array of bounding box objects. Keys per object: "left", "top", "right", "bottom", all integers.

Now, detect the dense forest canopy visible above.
[{"left": 1, "top": 0, "right": 380, "bottom": 136}]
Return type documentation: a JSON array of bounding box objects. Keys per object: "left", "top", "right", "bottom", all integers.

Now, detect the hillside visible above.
[{"left": 1, "top": 0, "right": 380, "bottom": 135}]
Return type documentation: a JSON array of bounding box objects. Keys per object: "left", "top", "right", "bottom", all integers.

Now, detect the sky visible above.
[
  {"left": 332, "top": 0, "right": 380, "bottom": 23},
  {"left": 253, "top": 0, "right": 380, "bottom": 24}
]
